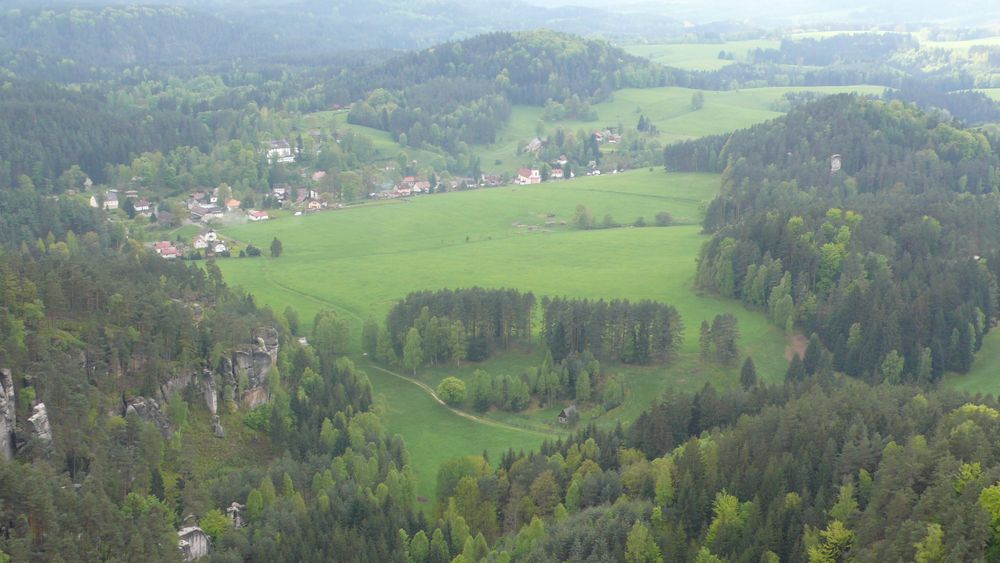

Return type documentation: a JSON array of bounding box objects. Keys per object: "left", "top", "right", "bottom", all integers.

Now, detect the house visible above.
[
  {"left": 271, "top": 185, "right": 290, "bottom": 201},
  {"left": 550, "top": 168, "right": 564, "bottom": 180},
  {"left": 160, "top": 247, "right": 179, "bottom": 259},
  {"left": 178, "top": 526, "right": 210, "bottom": 561},
  {"left": 266, "top": 140, "right": 295, "bottom": 164},
  {"left": 193, "top": 236, "right": 208, "bottom": 250},
  {"left": 556, "top": 155, "right": 569, "bottom": 166},
  {"left": 481, "top": 174, "right": 503, "bottom": 187},
  {"left": 413, "top": 181, "right": 431, "bottom": 193},
  {"left": 134, "top": 199, "right": 151, "bottom": 213},
  {"left": 249, "top": 210, "right": 269, "bottom": 222},
  {"left": 516, "top": 168, "right": 541, "bottom": 185},
  {"left": 190, "top": 204, "right": 224, "bottom": 222},
  {"left": 558, "top": 405, "right": 578, "bottom": 424},
  {"left": 154, "top": 241, "right": 173, "bottom": 253},
  {"left": 311, "top": 170, "right": 327, "bottom": 182},
  {"left": 224, "top": 199, "right": 241, "bottom": 211},
  {"left": 307, "top": 199, "right": 325, "bottom": 211},
  {"left": 125, "top": 190, "right": 139, "bottom": 199},
  {"left": 213, "top": 242, "right": 227, "bottom": 254},
  {"left": 102, "top": 191, "right": 119, "bottom": 211}
]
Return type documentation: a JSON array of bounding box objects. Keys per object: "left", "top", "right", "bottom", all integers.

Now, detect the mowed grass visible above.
[
  {"left": 624, "top": 40, "right": 780, "bottom": 71},
  {"left": 216, "top": 169, "right": 789, "bottom": 500},
  {"left": 947, "top": 329, "right": 1000, "bottom": 396},
  {"left": 475, "top": 85, "right": 888, "bottom": 172}
]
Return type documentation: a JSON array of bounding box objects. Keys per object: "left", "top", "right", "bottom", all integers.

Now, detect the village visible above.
[{"left": 85, "top": 126, "right": 626, "bottom": 262}]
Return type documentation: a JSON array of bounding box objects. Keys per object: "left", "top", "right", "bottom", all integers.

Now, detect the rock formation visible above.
[
  {"left": 0, "top": 369, "right": 15, "bottom": 461},
  {"left": 211, "top": 415, "right": 225, "bottom": 438},
  {"left": 26, "top": 402, "right": 52, "bottom": 451},
  {"left": 125, "top": 396, "right": 173, "bottom": 438}
]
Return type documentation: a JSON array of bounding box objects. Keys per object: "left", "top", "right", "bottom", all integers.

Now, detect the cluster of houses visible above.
[
  {"left": 593, "top": 129, "right": 622, "bottom": 144},
  {"left": 89, "top": 189, "right": 152, "bottom": 214},
  {"left": 186, "top": 187, "right": 272, "bottom": 224},
  {"left": 269, "top": 184, "right": 327, "bottom": 212},
  {"left": 153, "top": 230, "right": 229, "bottom": 260}
]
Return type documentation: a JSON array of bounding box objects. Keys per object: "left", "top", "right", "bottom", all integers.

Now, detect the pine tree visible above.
[{"left": 739, "top": 357, "right": 758, "bottom": 389}]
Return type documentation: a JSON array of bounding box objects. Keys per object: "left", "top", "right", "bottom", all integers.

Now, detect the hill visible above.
[{"left": 667, "top": 94, "right": 1000, "bottom": 386}]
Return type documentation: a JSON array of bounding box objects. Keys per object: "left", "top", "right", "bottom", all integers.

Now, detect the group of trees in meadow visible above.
[
  {"left": 667, "top": 94, "right": 1000, "bottom": 382},
  {"left": 541, "top": 297, "right": 683, "bottom": 365},
  {"left": 377, "top": 288, "right": 537, "bottom": 367}
]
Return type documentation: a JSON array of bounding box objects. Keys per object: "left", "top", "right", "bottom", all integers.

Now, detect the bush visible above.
[
  {"left": 436, "top": 377, "right": 467, "bottom": 405},
  {"left": 654, "top": 211, "right": 673, "bottom": 227}
]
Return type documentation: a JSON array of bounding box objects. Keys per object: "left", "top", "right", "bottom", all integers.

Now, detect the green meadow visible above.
[
  {"left": 217, "top": 169, "right": 790, "bottom": 502},
  {"left": 475, "top": 85, "right": 888, "bottom": 173},
  {"left": 948, "top": 329, "right": 1000, "bottom": 396},
  {"left": 623, "top": 40, "right": 780, "bottom": 71}
]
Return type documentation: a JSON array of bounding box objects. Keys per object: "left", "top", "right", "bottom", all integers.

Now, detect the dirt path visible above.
[{"left": 366, "top": 363, "right": 552, "bottom": 438}]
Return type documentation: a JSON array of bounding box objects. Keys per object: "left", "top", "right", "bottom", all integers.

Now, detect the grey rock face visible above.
[
  {"left": 0, "top": 369, "right": 16, "bottom": 461},
  {"left": 125, "top": 396, "right": 172, "bottom": 438},
  {"left": 26, "top": 402, "right": 52, "bottom": 448}
]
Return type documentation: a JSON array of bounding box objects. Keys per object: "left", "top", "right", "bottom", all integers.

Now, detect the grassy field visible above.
[
  {"left": 947, "top": 329, "right": 1000, "bottom": 396},
  {"left": 623, "top": 40, "right": 780, "bottom": 71},
  {"left": 977, "top": 89, "right": 1000, "bottom": 102},
  {"left": 475, "top": 85, "right": 888, "bottom": 173},
  {"left": 215, "top": 168, "right": 790, "bottom": 502}
]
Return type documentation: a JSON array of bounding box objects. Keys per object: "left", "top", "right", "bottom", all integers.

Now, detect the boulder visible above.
[
  {"left": 125, "top": 397, "right": 172, "bottom": 438},
  {"left": 211, "top": 415, "right": 225, "bottom": 438},
  {"left": 0, "top": 369, "right": 15, "bottom": 461}
]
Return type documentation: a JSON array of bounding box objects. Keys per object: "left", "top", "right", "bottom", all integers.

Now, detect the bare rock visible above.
[
  {"left": 0, "top": 369, "right": 15, "bottom": 461},
  {"left": 125, "top": 397, "right": 172, "bottom": 438},
  {"left": 203, "top": 372, "right": 218, "bottom": 415},
  {"left": 211, "top": 415, "right": 225, "bottom": 438},
  {"left": 26, "top": 402, "right": 52, "bottom": 449}
]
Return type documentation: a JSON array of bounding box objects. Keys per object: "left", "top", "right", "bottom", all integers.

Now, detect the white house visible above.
[
  {"left": 516, "top": 168, "right": 541, "bottom": 185},
  {"left": 193, "top": 236, "right": 208, "bottom": 250},
  {"left": 213, "top": 242, "right": 227, "bottom": 254},
  {"left": 267, "top": 140, "right": 295, "bottom": 164},
  {"left": 102, "top": 191, "right": 119, "bottom": 211},
  {"left": 249, "top": 210, "right": 270, "bottom": 222}
]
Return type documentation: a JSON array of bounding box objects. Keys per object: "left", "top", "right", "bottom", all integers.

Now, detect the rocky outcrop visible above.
[
  {"left": 226, "top": 502, "right": 245, "bottom": 529},
  {"left": 178, "top": 526, "right": 210, "bottom": 561},
  {"left": 211, "top": 415, "right": 225, "bottom": 438},
  {"left": 0, "top": 369, "right": 15, "bottom": 461},
  {"left": 229, "top": 326, "right": 280, "bottom": 409},
  {"left": 158, "top": 370, "right": 194, "bottom": 405},
  {"left": 252, "top": 326, "right": 280, "bottom": 364},
  {"left": 26, "top": 402, "right": 52, "bottom": 451},
  {"left": 203, "top": 372, "right": 218, "bottom": 415},
  {"left": 125, "top": 397, "right": 172, "bottom": 438}
]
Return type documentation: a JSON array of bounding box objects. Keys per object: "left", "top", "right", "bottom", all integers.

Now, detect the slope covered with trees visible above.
[
  {"left": 666, "top": 94, "right": 1000, "bottom": 383},
  {"left": 342, "top": 31, "right": 669, "bottom": 152}
]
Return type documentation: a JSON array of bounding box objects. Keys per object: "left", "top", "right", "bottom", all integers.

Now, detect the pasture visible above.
[
  {"left": 623, "top": 40, "right": 780, "bottom": 71},
  {"left": 474, "top": 85, "right": 888, "bottom": 173},
  {"left": 216, "top": 169, "right": 790, "bottom": 501}
]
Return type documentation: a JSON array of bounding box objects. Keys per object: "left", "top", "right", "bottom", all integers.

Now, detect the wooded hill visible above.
[
  {"left": 665, "top": 94, "right": 1000, "bottom": 383},
  {"left": 341, "top": 31, "right": 669, "bottom": 151},
  {"left": 0, "top": 81, "right": 212, "bottom": 188}
]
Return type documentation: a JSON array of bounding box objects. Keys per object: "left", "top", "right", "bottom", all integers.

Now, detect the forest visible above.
[{"left": 666, "top": 94, "right": 1000, "bottom": 383}]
